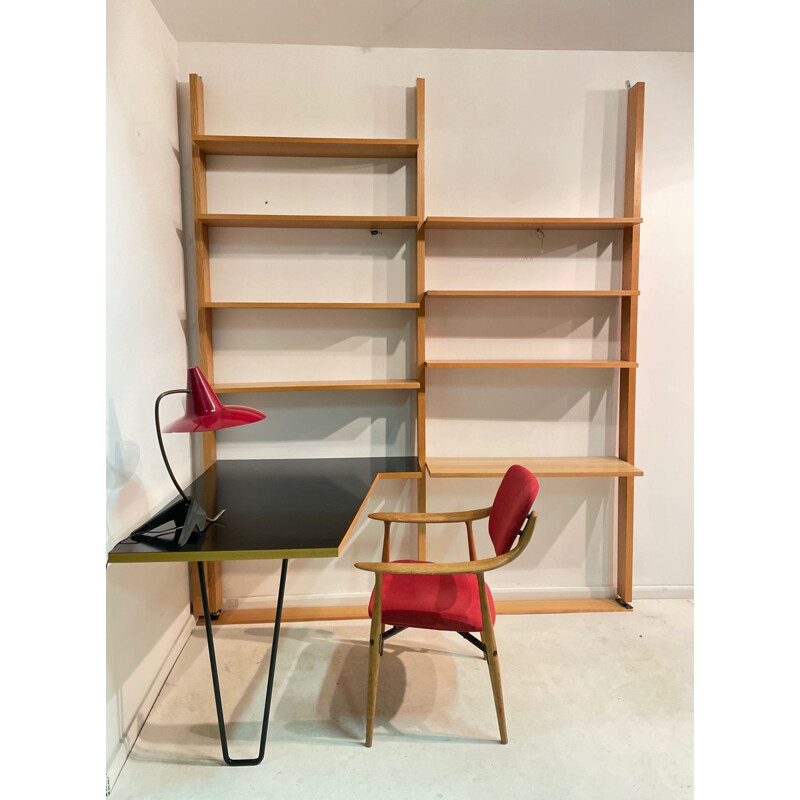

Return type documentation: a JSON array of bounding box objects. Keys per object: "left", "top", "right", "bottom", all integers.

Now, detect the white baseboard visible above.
[
  {"left": 106, "top": 613, "right": 196, "bottom": 794},
  {"left": 223, "top": 591, "right": 369, "bottom": 610},
  {"left": 223, "top": 584, "right": 694, "bottom": 610},
  {"left": 632, "top": 585, "right": 694, "bottom": 600}
]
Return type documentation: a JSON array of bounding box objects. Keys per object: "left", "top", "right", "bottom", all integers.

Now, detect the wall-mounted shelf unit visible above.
[
  {"left": 188, "top": 74, "right": 426, "bottom": 615},
  {"left": 186, "top": 74, "right": 644, "bottom": 618},
  {"left": 420, "top": 81, "right": 646, "bottom": 611}
]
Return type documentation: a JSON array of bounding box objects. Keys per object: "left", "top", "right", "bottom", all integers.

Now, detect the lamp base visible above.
[{"left": 131, "top": 497, "right": 208, "bottom": 548}]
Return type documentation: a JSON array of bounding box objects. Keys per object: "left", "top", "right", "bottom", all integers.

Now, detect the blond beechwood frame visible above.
[{"left": 185, "top": 76, "right": 644, "bottom": 622}]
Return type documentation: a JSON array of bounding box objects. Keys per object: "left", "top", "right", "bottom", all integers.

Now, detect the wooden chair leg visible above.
[
  {"left": 366, "top": 575, "right": 383, "bottom": 747},
  {"left": 379, "top": 522, "right": 390, "bottom": 658},
  {"left": 478, "top": 574, "right": 507, "bottom": 743}
]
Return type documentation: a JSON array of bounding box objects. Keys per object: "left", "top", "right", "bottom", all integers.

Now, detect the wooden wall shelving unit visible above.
[
  {"left": 420, "top": 82, "right": 646, "bottom": 611},
  {"left": 187, "top": 75, "right": 426, "bottom": 615},
  {"left": 186, "top": 75, "right": 644, "bottom": 618}
]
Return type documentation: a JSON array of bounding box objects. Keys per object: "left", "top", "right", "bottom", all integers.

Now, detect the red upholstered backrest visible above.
[{"left": 488, "top": 465, "right": 540, "bottom": 556}]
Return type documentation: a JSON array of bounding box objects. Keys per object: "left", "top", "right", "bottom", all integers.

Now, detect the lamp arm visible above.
[{"left": 155, "top": 388, "right": 191, "bottom": 503}]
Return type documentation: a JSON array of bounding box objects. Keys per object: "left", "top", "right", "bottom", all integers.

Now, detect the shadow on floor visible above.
[{"left": 133, "top": 624, "right": 498, "bottom": 765}]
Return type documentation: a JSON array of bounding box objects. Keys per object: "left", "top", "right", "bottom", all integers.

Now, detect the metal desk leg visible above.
[{"left": 197, "top": 559, "right": 289, "bottom": 766}]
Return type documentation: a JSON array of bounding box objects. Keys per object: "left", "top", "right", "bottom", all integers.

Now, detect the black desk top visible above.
[{"left": 107, "top": 457, "right": 421, "bottom": 564}]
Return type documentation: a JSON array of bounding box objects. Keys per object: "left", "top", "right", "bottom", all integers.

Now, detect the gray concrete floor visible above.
[{"left": 112, "top": 599, "right": 693, "bottom": 799}]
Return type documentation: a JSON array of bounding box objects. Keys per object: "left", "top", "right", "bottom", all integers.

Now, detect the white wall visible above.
[
  {"left": 174, "top": 45, "right": 692, "bottom": 606},
  {"left": 106, "top": 0, "right": 194, "bottom": 786}
]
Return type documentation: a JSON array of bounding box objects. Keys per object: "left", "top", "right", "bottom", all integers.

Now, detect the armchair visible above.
[{"left": 355, "top": 464, "right": 540, "bottom": 746}]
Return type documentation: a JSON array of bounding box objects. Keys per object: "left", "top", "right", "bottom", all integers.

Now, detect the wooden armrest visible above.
[
  {"left": 368, "top": 507, "right": 492, "bottom": 524},
  {"left": 356, "top": 511, "right": 538, "bottom": 576},
  {"left": 356, "top": 554, "right": 504, "bottom": 576}
]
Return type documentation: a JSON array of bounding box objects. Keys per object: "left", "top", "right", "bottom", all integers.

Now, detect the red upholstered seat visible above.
[{"left": 368, "top": 560, "right": 496, "bottom": 632}]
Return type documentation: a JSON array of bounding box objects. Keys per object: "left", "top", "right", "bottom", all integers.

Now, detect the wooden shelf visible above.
[
  {"left": 197, "top": 214, "right": 419, "bottom": 229},
  {"left": 194, "top": 135, "right": 419, "bottom": 159},
  {"left": 201, "top": 302, "right": 420, "bottom": 309},
  {"left": 213, "top": 380, "right": 421, "bottom": 394},
  {"left": 424, "top": 217, "right": 642, "bottom": 230},
  {"left": 205, "top": 596, "right": 630, "bottom": 624},
  {"left": 425, "top": 360, "right": 638, "bottom": 369},
  {"left": 426, "top": 457, "right": 643, "bottom": 478},
  {"left": 425, "top": 290, "right": 640, "bottom": 298}
]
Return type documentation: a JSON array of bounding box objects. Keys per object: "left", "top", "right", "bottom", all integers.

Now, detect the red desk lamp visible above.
[{"left": 133, "top": 367, "right": 265, "bottom": 547}]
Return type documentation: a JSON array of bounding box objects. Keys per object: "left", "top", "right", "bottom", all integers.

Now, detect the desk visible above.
[{"left": 108, "top": 456, "right": 421, "bottom": 765}]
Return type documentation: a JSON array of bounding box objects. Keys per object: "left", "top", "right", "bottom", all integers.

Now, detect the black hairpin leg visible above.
[{"left": 197, "top": 559, "right": 288, "bottom": 766}]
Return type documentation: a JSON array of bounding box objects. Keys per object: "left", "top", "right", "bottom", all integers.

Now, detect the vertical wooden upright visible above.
[
  {"left": 415, "top": 78, "right": 427, "bottom": 560},
  {"left": 617, "top": 82, "right": 644, "bottom": 604},
  {"left": 189, "top": 73, "right": 222, "bottom": 615},
  {"left": 190, "top": 74, "right": 217, "bottom": 469}
]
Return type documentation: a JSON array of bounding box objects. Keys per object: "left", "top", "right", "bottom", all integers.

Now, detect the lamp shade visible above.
[{"left": 162, "top": 367, "right": 266, "bottom": 433}]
